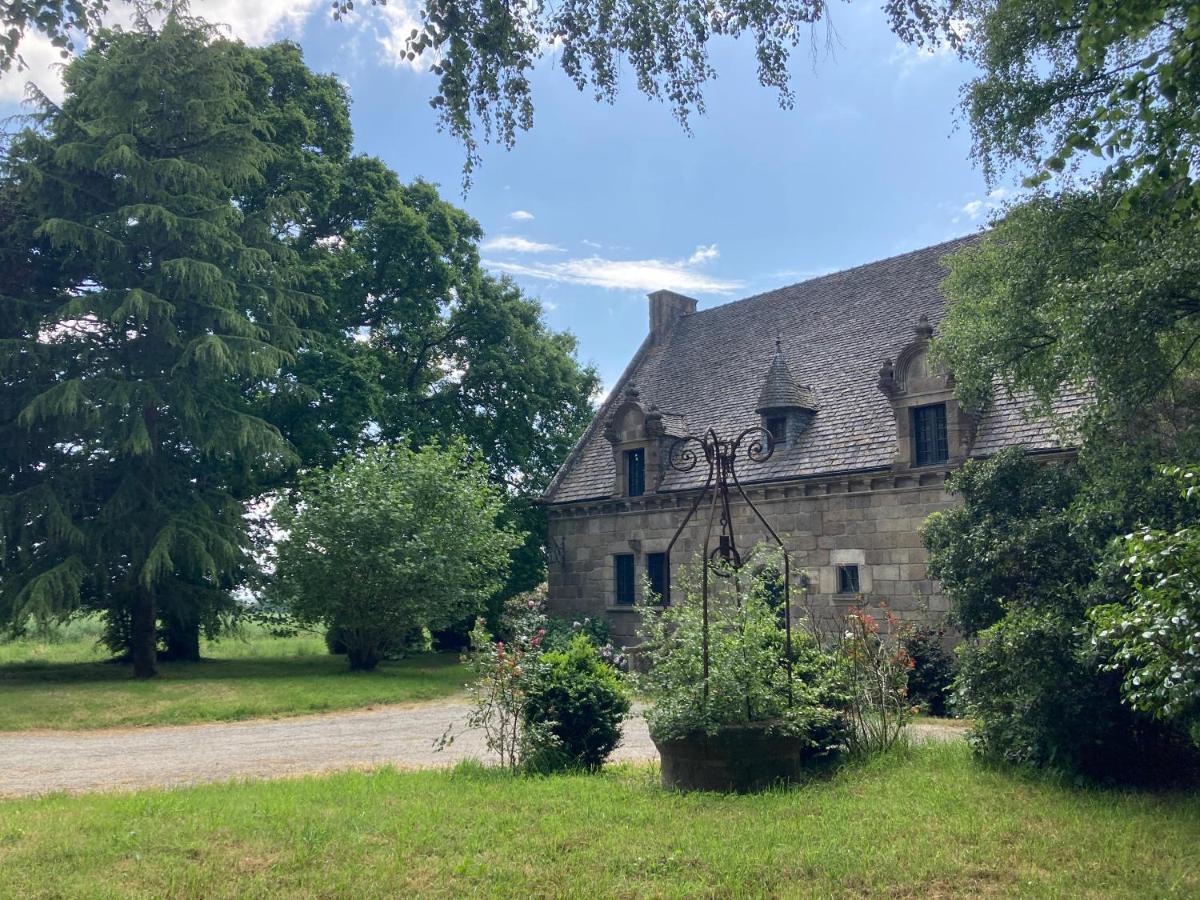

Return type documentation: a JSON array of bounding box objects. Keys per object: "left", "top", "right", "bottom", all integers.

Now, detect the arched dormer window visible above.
[
  {"left": 602, "top": 384, "right": 684, "bottom": 498},
  {"left": 877, "top": 316, "right": 974, "bottom": 470}
]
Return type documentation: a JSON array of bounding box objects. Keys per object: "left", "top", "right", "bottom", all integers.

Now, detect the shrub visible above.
[
  {"left": 924, "top": 449, "right": 1199, "bottom": 781},
  {"left": 270, "top": 441, "right": 523, "bottom": 672},
  {"left": 456, "top": 593, "right": 553, "bottom": 771},
  {"left": 542, "top": 613, "right": 626, "bottom": 669},
  {"left": 903, "top": 625, "right": 957, "bottom": 717},
  {"left": 835, "top": 604, "right": 914, "bottom": 754},
  {"left": 522, "top": 634, "right": 632, "bottom": 771},
  {"left": 636, "top": 561, "right": 848, "bottom": 758},
  {"left": 957, "top": 607, "right": 1197, "bottom": 782},
  {"left": 1091, "top": 466, "right": 1200, "bottom": 745}
]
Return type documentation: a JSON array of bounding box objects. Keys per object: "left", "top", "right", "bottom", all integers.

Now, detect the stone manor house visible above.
[{"left": 540, "top": 237, "right": 1080, "bottom": 646}]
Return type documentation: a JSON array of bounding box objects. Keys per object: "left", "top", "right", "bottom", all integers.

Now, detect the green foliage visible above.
[
  {"left": 835, "top": 604, "right": 915, "bottom": 755},
  {"left": 456, "top": 589, "right": 556, "bottom": 771},
  {"left": 902, "top": 624, "right": 956, "bottom": 717},
  {"left": 932, "top": 0, "right": 1200, "bottom": 472},
  {"left": 922, "top": 449, "right": 1093, "bottom": 635},
  {"left": 1091, "top": 466, "right": 1200, "bottom": 744},
  {"left": 271, "top": 441, "right": 522, "bottom": 672},
  {"left": 0, "top": 14, "right": 311, "bottom": 676},
  {"left": 636, "top": 562, "right": 848, "bottom": 756},
  {"left": 925, "top": 448, "right": 1200, "bottom": 780},
  {"left": 523, "top": 634, "right": 632, "bottom": 771},
  {"left": 957, "top": 607, "right": 1196, "bottom": 782}
]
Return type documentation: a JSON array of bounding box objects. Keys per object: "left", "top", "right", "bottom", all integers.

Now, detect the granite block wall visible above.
[{"left": 545, "top": 469, "right": 955, "bottom": 647}]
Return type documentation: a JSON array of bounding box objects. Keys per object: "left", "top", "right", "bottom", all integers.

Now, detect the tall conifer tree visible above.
[{"left": 0, "top": 14, "right": 307, "bottom": 676}]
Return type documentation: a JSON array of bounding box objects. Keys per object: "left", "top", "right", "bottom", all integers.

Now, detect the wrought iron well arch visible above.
[{"left": 664, "top": 425, "right": 794, "bottom": 704}]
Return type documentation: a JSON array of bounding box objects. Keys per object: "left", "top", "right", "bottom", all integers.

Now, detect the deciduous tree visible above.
[{"left": 270, "top": 441, "right": 522, "bottom": 672}]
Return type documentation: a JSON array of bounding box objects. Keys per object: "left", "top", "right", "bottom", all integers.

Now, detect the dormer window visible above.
[
  {"left": 912, "top": 403, "right": 948, "bottom": 466},
  {"left": 755, "top": 338, "right": 818, "bottom": 449},
  {"left": 625, "top": 448, "right": 645, "bottom": 496},
  {"left": 765, "top": 416, "right": 788, "bottom": 447},
  {"left": 877, "top": 316, "right": 974, "bottom": 471}
]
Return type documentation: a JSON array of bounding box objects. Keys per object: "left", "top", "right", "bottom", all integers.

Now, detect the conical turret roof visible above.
[{"left": 756, "top": 340, "right": 819, "bottom": 414}]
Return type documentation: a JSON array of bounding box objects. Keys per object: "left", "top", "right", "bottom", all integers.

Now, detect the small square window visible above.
[
  {"left": 625, "top": 448, "right": 645, "bottom": 497},
  {"left": 765, "top": 416, "right": 788, "bottom": 447},
  {"left": 837, "top": 564, "right": 861, "bottom": 595},
  {"left": 614, "top": 554, "right": 636, "bottom": 605},
  {"left": 646, "top": 552, "right": 670, "bottom": 604}
]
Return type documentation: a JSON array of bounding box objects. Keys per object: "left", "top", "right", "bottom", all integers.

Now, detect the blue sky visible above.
[{"left": 0, "top": 1, "right": 1010, "bottom": 393}]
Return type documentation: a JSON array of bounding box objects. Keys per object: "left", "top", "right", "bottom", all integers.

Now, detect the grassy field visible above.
[
  {"left": 1, "top": 742, "right": 1197, "bottom": 898},
  {"left": 0, "top": 619, "right": 467, "bottom": 731}
]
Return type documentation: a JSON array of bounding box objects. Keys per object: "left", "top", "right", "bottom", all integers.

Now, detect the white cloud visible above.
[
  {"left": 580, "top": 239, "right": 603, "bottom": 249},
  {"left": 0, "top": 33, "right": 69, "bottom": 105},
  {"left": 509, "top": 210, "right": 535, "bottom": 221},
  {"left": 197, "top": 0, "right": 323, "bottom": 44},
  {"left": 482, "top": 235, "right": 563, "bottom": 254},
  {"left": 374, "top": 2, "right": 435, "bottom": 71},
  {"left": 957, "top": 187, "right": 1011, "bottom": 223},
  {"left": 887, "top": 38, "right": 956, "bottom": 79},
  {"left": 484, "top": 255, "right": 743, "bottom": 294},
  {"left": 0, "top": 1, "right": 325, "bottom": 107},
  {"left": 687, "top": 243, "right": 720, "bottom": 265}
]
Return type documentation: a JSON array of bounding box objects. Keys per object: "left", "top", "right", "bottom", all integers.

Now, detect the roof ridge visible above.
[{"left": 687, "top": 233, "right": 981, "bottom": 321}]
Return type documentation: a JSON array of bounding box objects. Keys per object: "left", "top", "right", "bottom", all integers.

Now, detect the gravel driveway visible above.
[{"left": 0, "top": 702, "right": 964, "bottom": 798}]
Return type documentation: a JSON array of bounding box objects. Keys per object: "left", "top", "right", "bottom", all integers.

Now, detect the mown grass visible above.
[
  {"left": 1, "top": 742, "right": 1197, "bottom": 898},
  {"left": 0, "top": 619, "right": 467, "bottom": 731}
]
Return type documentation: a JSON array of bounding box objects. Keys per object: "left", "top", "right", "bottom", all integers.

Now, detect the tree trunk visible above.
[
  {"left": 131, "top": 584, "right": 159, "bottom": 678},
  {"left": 346, "top": 642, "right": 379, "bottom": 672},
  {"left": 162, "top": 618, "right": 201, "bottom": 662}
]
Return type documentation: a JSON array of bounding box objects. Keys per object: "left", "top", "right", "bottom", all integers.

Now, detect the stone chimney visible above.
[{"left": 648, "top": 289, "right": 697, "bottom": 344}]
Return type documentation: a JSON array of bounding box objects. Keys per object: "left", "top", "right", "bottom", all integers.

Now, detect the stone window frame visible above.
[{"left": 877, "top": 317, "right": 974, "bottom": 472}]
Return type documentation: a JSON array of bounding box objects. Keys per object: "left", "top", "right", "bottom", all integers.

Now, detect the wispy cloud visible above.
[
  {"left": 954, "top": 187, "right": 1012, "bottom": 223},
  {"left": 481, "top": 235, "right": 563, "bottom": 254},
  {"left": 509, "top": 210, "right": 535, "bottom": 221},
  {"left": 484, "top": 255, "right": 743, "bottom": 294},
  {"left": 687, "top": 243, "right": 720, "bottom": 265}
]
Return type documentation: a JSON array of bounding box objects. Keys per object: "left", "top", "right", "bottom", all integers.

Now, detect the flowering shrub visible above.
[
  {"left": 451, "top": 590, "right": 630, "bottom": 772},
  {"left": 522, "top": 634, "right": 632, "bottom": 771},
  {"left": 542, "top": 614, "right": 627, "bottom": 669},
  {"left": 456, "top": 592, "right": 556, "bottom": 771},
  {"left": 835, "top": 604, "right": 915, "bottom": 755},
  {"left": 1091, "top": 466, "right": 1200, "bottom": 745},
  {"left": 636, "top": 561, "right": 848, "bottom": 756}
]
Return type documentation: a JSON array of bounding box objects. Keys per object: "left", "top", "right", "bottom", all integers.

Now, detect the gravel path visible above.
[{"left": 0, "top": 702, "right": 964, "bottom": 798}]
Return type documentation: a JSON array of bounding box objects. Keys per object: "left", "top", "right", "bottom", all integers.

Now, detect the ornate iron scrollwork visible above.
[{"left": 664, "top": 425, "right": 795, "bottom": 705}]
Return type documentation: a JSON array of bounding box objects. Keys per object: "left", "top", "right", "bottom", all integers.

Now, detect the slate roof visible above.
[
  {"left": 544, "top": 236, "right": 1085, "bottom": 505},
  {"left": 756, "top": 345, "right": 819, "bottom": 414}
]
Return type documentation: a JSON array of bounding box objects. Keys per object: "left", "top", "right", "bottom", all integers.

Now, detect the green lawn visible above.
[
  {"left": 0, "top": 621, "right": 467, "bottom": 731},
  {"left": 1, "top": 743, "right": 1197, "bottom": 898}
]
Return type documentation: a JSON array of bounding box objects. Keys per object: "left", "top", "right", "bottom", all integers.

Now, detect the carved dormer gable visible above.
[
  {"left": 877, "top": 315, "right": 975, "bottom": 470},
  {"left": 604, "top": 384, "right": 677, "bottom": 497}
]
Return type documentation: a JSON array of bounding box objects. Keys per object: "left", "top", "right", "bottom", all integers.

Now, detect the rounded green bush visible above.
[{"left": 523, "top": 635, "right": 632, "bottom": 771}]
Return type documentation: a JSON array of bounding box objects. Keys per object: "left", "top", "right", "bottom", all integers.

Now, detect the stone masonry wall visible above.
[{"left": 545, "top": 468, "right": 956, "bottom": 647}]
